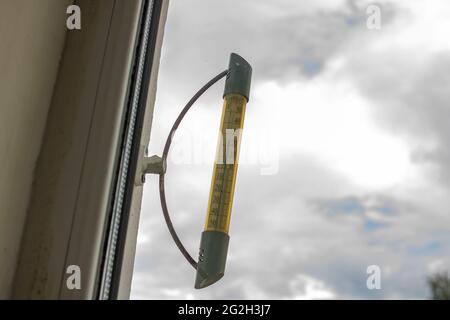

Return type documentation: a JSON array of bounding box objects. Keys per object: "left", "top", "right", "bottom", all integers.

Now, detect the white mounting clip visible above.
[{"left": 135, "top": 145, "right": 166, "bottom": 186}]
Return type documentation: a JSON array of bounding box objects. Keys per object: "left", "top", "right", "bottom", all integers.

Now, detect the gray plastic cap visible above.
[
  {"left": 223, "top": 53, "right": 252, "bottom": 102},
  {"left": 195, "top": 231, "right": 230, "bottom": 289}
]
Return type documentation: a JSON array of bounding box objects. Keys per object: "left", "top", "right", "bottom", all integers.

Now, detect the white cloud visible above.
[
  {"left": 131, "top": 0, "right": 450, "bottom": 299},
  {"left": 288, "top": 275, "right": 336, "bottom": 300}
]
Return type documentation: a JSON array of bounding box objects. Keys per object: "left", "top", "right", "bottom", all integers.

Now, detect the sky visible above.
[{"left": 131, "top": 0, "right": 450, "bottom": 299}]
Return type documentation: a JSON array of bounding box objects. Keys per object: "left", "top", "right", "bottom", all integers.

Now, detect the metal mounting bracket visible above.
[{"left": 135, "top": 145, "right": 166, "bottom": 186}]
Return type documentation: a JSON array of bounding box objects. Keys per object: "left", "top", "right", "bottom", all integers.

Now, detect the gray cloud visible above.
[
  {"left": 131, "top": 0, "right": 450, "bottom": 299},
  {"left": 159, "top": 0, "right": 397, "bottom": 95},
  {"left": 343, "top": 51, "right": 450, "bottom": 187},
  {"left": 132, "top": 154, "right": 450, "bottom": 299}
]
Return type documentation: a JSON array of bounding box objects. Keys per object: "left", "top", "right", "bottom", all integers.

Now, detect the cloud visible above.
[
  {"left": 344, "top": 51, "right": 450, "bottom": 187},
  {"left": 131, "top": 0, "right": 450, "bottom": 299},
  {"left": 159, "top": 0, "right": 398, "bottom": 94}
]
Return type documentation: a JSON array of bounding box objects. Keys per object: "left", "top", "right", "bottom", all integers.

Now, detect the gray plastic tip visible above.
[
  {"left": 223, "top": 53, "right": 252, "bottom": 102},
  {"left": 195, "top": 231, "right": 230, "bottom": 289}
]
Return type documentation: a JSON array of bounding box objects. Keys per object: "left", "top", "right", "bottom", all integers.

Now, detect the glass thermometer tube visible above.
[
  {"left": 195, "top": 53, "right": 252, "bottom": 289},
  {"left": 204, "top": 93, "right": 246, "bottom": 233}
]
